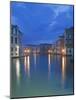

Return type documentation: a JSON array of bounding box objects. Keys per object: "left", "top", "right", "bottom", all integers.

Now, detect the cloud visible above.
[
  {"left": 53, "top": 6, "right": 71, "bottom": 18},
  {"left": 11, "top": 2, "right": 73, "bottom": 44},
  {"left": 49, "top": 21, "right": 56, "bottom": 27},
  {"left": 47, "top": 5, "right": 73, "bottom": 31}
]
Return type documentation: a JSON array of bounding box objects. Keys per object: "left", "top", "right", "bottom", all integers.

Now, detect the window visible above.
[
  {"left": 13, "top": 28, "right": 16, "bottom": 34},
  {"left": 69, "top": 49, "right": 71, "bottom": 53},
  {"left": 11, "top": 36, "right": 13, "bottom": 44},
  {"left": 15, "top": 47, "right": 17, "bottom": 51},
  {"left": 11, "top": 47, "right": 13, "bottom": 51},
  {"left": 69, "top": 35, "right": 71, "bottom": 39},
  {"left": 16, "top": 28, "right": 17, "bottom": 35},
  {"left": 16, "top": 53, "right": 17, "bottom": 55},
  {"left": 15, "top": 37, "right": 17, "bottom": 44},
  {"left": 11, "top": 53, "right": 13, "bottom": 55}
]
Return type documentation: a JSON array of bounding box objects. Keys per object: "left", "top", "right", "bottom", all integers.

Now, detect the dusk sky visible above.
[{"left": 11, "top": 2, "right": 74, "bottom": 45}]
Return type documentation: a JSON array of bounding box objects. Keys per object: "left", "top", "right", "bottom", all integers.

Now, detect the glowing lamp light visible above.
[
  {"left": 62, "top": 48, "right": 65, "bottom": 54},
  {"left": 24, "top": 49, "right": 27, "bottom": 53},
  {"left": 48, "top": 49, "right": 52, "bottom": 53},
  {"left": 24, "top": 49, "right": 30, "bottom": 53},
  {"left": 27, "top": 49, "right": 30, "bottom": 53}
]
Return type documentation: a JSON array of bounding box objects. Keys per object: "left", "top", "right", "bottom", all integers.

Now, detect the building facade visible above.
[
  {"left": 56, "top": 35, "right": 65, "bottom": 55},
  {"left": 64, "top": 27, "right": 74, "bottom": 56},
  {"left": 40, "top": 44, "right": 52, "bottom": 54},
  {"left": 11, "top": 25, "right": 22, "bottom": 57}
]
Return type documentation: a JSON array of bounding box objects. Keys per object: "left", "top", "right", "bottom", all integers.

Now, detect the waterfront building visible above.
[
  {"left": 11, "top": 25, "right": 22, "bottom": 57},
  {"left": 24, "top": 45, "right": 40, "bottom": 55},
  {"left": 52, "top": 42, "right": 56, "bottom": 54},
  {"left": 56, "top": 35, "right": 65, "bottom": 55},
  {"left": 40, "top": 43, "right": 52, "bottom": 54},
  {"left": 64, "top": 27, "right": 74, "bottom": 56}
]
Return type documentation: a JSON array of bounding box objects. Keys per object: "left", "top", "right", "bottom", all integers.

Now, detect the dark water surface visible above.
[{"left": 11, "top": 54, "right": 74, "bottom": 98}]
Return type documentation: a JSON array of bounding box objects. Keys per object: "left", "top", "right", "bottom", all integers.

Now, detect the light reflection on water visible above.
[
  {"left": 11, "top": 54, "right": 73, "bottom": 97},
  {"left": 61, "top": 56, "right": 66, "bottom": 86},
  {"left": 24, "top": 55, "right": 30, "bottom": 78},
  {"left": 15, "top": 58, "right": 20, "bottom": 84},
  {"left": 33, "top": 53, "right": 37, "bottom": 70},
  {"left": 48, "top": 54, "right": 51, "bottom": 79}
]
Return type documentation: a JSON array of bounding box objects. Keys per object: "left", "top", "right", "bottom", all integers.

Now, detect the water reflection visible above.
[
  {"left": 61, "top": 56, "right": 66, "bottom": 87},
  {"left": 16, "top": 58, "right": 20, "bottom": 84},
  {"left": 48, "top": 54, "right": 51, "bottom": 79},
  {"left": 24, "top": 56, "right": 30, "bottom": 78},
  {"left": 34, "top": 53, "right": 37, "bottom": 70},
  {"left": 12, "top": 54, "right": 73, "bottom": 97}
]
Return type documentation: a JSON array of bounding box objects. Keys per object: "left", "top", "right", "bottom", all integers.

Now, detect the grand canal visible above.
[{"left": 11, "top": 54, "right": 74, "bottom": 98}]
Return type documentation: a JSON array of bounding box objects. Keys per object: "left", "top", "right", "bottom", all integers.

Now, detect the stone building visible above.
[
  {"left": 11, "top": 25, "right": 22, "bottom": 57},
  {"left": 64, "top": 27, "right": 74, "bottom": 56}
]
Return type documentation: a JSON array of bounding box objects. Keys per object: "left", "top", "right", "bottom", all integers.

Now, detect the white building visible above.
[{"left": 11, "top": 25, "right": 22, "bottom": 57}]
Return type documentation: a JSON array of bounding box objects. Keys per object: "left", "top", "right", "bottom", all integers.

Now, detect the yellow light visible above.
[
  {"left": 24, "top": 49, "right": 30, "bottom": 53},
  {"left": 24, "top": 49, "right": 27, "bottom": 53},
  {"left": 61, "top": 56, "right": 66, "bottom": 86},
  {"left": 48, "top": 54, "right": 51, "bottom": 79},
  {"left": 62, "top": 48, "right": 65, "bottom": 54},
  {"left": 24, "top": 56, "right": 30, "bottom": 77},
  {"left": 16, "top": 58, "right": 20, "bottom": 84},
  {"left": 48, "top": 49, "right": 52, "bottom": 53}
]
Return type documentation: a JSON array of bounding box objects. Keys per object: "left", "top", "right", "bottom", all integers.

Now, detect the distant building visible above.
[
  {"left": 40, "top": 44, "right": 52, "bottom": 54},
  {"left": 52, "top": 42, "right": 56, "bottom": 54},
  {"left": 23, "top": 45, "right": 40, "bottom": 55},
  {"left": 11, "top": 25, "right": 22, "bottom": 57},
  {"left": 64, "top": 27, "right": 74, "bottom": 56}
]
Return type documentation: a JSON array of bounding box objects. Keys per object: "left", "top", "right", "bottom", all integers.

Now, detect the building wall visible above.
[
  {"left": 64, "top": 27, "right": 74, "bottom": 56},
  {"left": 11, "top": 25, "right": 22, "bottom": 57},
  {"left": 56, "top": 35, "right": 65, "bottom": 54},
  {"left": 40, "top": 44, "right": 52, "bottom": 54}
]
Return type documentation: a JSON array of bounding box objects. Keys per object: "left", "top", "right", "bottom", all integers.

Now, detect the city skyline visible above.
[{"left": 11, "top": 2, "right": 74, "bottom": 45}]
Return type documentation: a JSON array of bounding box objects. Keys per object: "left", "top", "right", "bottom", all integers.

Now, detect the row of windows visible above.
[
  {"left": 66, "top": 34, "right": 73, "bottom": 39},
  {"left": 67, "top": 49, "right": 73, "bottom": 53},
  {"left": 11, "top": 47, "right": 18, "bottom": 51},
  {"left": 11, "top": 37, "right": 18, "bottom": 44},
  {"left": 11, "top": 53, "right": 18, "bottom": 56}
]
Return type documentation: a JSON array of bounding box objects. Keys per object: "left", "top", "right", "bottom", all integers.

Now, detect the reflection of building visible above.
[
  {"left": 64, "top": 27, "right": 74, "bottom": 56},
  {"left": 11, "top": 25, "right": 22, "bottom": 57}
]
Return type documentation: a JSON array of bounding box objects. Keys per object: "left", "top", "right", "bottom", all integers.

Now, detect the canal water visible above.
[{"left": 10, "top": 54, "right": 74, "bottom": 98}]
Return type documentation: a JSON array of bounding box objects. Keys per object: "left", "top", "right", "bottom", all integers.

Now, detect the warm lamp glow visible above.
[
  {"left": 62, "top": 48, "right": 66, "bottom": 54},
  {"left": 48, "top": 49, "right": 52, "bottom": 53},
  {"left": 24, "top": 48, "right": 30, "bottom": 53}
]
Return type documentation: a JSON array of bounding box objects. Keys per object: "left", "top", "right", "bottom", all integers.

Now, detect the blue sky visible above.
[{"left": 11, "top": 2, "right": 74, "bottom": 45}]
